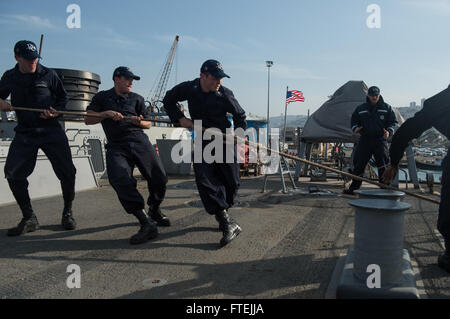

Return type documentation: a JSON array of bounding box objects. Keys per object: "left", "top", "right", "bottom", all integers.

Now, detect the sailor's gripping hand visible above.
[
  {"left": 131, "top": 115, "right": 143, "bottom": 126},
  {"left": 354, "top": 126, "right": 363, "bottom": 134},
  {"left": 0, "top": 99, "right": 13, "bottom": 112},
  {"left": 102, "top": 110, "right": 124, "bottom": 121},
  {"left": 383, "top": 129, "right": 389, "bottom": 140},
  {"left": 40, "top": 106, "right": 59, "bottom": 119},
  {"left": 382, "top": 164, "right": 398, "bottom": 184},
  {"left": 178, "top": 117, "right": 194, "bottom": 129}
]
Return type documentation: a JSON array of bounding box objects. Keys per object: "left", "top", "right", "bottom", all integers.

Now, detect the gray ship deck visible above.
[{"left": 0, "top": 175, "right": 448, "bottom": 299}]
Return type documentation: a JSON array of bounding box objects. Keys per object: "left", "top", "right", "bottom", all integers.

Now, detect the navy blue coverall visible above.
[
  {"left": 163, "top": 78, "right": 247, "bottom": 215},
  {"left": 348, "top": 95, "right": 398, "bottom": 191},
  {"left": 389, "top": 87, "right": 450, "bottom": 243},
  {"left": 0, "top": 64, "right": 76, "bottom": 218},
  {"left": 87, "top": 88, "right": 167, "bottom": 214}
]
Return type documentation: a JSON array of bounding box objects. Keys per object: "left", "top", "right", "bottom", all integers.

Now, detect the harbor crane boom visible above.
[{"left": 146, "top": 35, "right": 179, "bottom": 113}]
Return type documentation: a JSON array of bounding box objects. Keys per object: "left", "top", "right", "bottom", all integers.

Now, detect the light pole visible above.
[{"left": 266, "top": 61, "right": 273, "bottom": 146}]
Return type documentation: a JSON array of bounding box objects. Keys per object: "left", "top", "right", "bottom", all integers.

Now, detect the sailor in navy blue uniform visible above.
[
  {"left": 343, "top": 86, "right": 398, "bottom": 194},
  {"left": 0, "top": 40, "right": 77, "bottom": 236},
  {"left": 163, "top": 60, "right": 247, "bottom": 247},
  {"left": 383, "top": 86, "right": 450, "bottom": 273},
  {"left": 85, "top": 66, "right": 169, "bottom": 245}
]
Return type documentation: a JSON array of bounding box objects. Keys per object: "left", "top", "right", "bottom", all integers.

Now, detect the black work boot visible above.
[
  {"left": 149, "top": 206, "right": 171, "bottom": 227},
  {"left": 130, "top": 209, "right": 158, "bottom": 245},
  {"left": 215, "top": 210, "right": 242, "bottom": 247},
  {"left": 215, "top": 212, "right": 227, "bottom": 232},
  {"left": 61, "top": 203, "right": 76, "bottom": 230},
  {"left": 7, "top": 214, "right": 39, "bottom": 237},
  {"left": 438, "top": 240, "right": 450, "bottom": 273}
]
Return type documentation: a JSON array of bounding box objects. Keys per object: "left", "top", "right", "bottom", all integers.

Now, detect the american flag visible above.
[{"left": 286, "top": 90, "right": 305, "bottom": 104}]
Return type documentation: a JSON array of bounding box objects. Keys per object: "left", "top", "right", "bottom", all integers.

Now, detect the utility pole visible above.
[{"left": 266, "top": 61, "right": 273, "bottom": 146}]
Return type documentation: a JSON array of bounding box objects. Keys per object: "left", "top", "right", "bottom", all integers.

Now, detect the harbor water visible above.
[{"left": 399, "top": 169, "right": 442, "bottom": 183}]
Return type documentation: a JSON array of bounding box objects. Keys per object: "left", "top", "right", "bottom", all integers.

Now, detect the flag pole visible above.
[{"left": 282, "top": 86, "right": 289, "bottom": 148}]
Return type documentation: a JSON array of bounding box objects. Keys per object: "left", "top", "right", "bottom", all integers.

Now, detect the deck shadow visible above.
[
  {"left": 0, "top": 224, "right": 223, "bottom": 261},
  {"left": 116, "top": 254, "right": 338, "bottom": 299}
]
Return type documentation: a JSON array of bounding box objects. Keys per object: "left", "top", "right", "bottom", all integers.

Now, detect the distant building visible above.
[
  {"left": 283, "top": 127, "right": 297, "bottom": 144},
  {"left": 421, "top": 98, "right": 426, "bottom": 108},
  {"left": 282, "top": 127, "right": 302, "bottom": 154},
  {"left": 410, "top": 101, "right": 416, "bottom": 108}
]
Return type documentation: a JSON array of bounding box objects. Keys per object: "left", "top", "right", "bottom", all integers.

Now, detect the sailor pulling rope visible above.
[{"left": 7, "top": 105, "right": 441, "bottom": 205}]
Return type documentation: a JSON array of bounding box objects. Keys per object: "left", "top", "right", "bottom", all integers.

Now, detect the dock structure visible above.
[{"left": 0, "top": 175, "right": 447, "bottom": 299}]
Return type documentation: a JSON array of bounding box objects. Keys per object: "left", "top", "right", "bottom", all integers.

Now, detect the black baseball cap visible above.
[
  {"left": 200, "top": 59, "right": 230, "bottom": 79},
  {"left": 112, "top": 66, "right": 140, "bottom": 80},
  {"left": 14, "top": 40, "right": 40, "bottom": 60},
  {"left": 368, "top": 86, "right": 380, "bottom": 96}
]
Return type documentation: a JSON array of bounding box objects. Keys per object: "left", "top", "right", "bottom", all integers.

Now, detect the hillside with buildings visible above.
[{"left": 269, "top": 115, "right": 308, "bottom": 129}]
